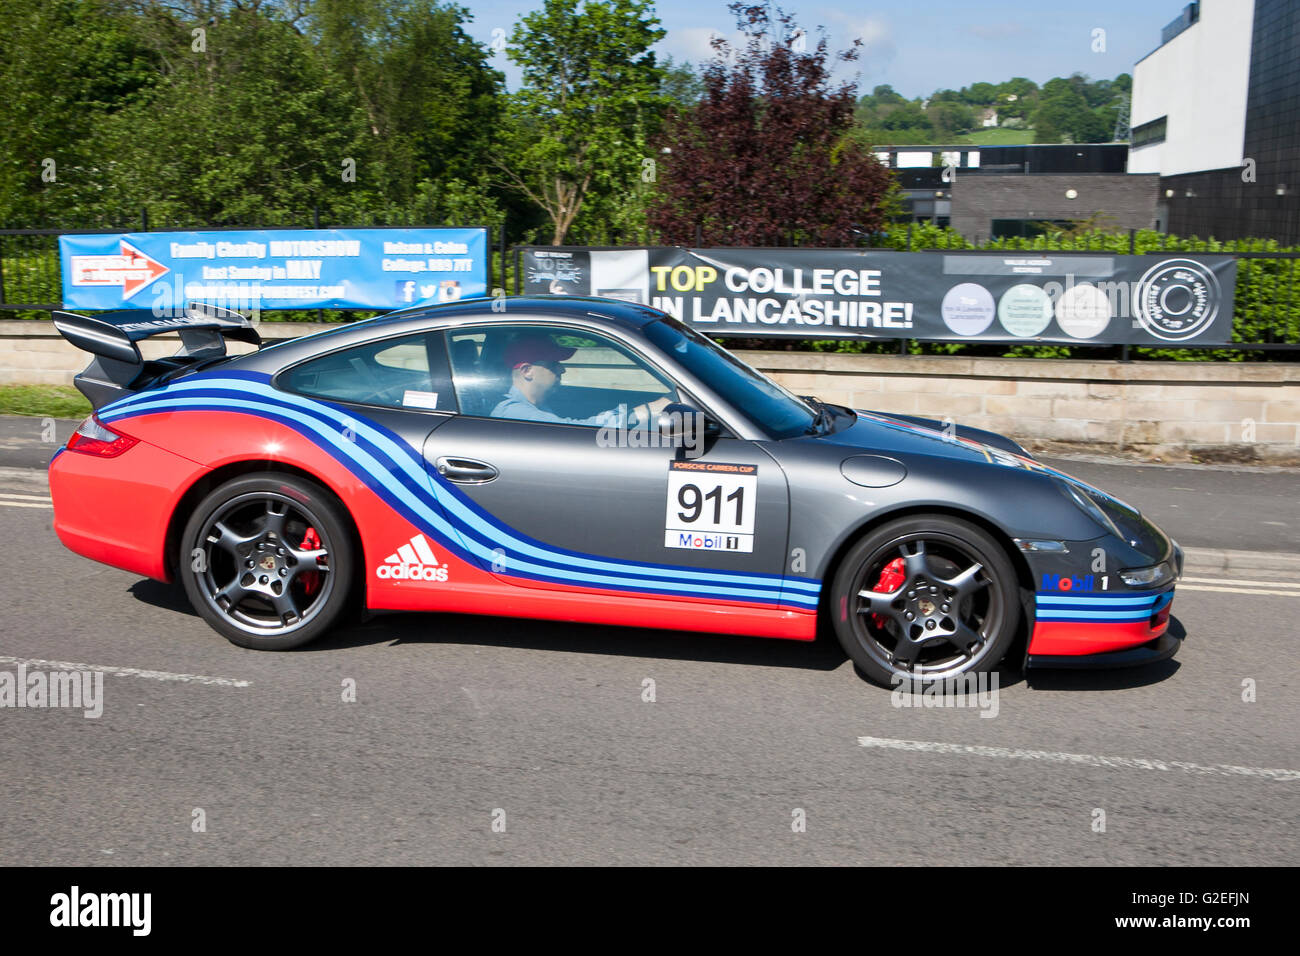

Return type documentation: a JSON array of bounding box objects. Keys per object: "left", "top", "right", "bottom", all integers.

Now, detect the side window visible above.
[
  {"left": 281, "top": 332, "right": 456, "bottom": 412},
  {"left": 445, "top": 325, "right": 676, "bottom": 424}
]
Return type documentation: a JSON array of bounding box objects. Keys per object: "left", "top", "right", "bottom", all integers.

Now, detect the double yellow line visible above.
[
  {"left": 1177, "top": 575, "right": 1300, "bottom": 598},
  {"left": 0, "top": 492, "right": 50, "bottom": 509}
]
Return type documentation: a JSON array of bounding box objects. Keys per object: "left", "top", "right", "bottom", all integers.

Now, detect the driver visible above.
[{"left": 491, "top": 332, "right": 671, "bottom": 427}]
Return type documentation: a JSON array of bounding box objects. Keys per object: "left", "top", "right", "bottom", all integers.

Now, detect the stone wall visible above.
[{"left": 745, "top": 349, "right": 1300, "bottom": 463}]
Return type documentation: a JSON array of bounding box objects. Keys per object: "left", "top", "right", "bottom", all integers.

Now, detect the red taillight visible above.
[{"left": 66, "top": 415, "right": 139, "bottom": 458}]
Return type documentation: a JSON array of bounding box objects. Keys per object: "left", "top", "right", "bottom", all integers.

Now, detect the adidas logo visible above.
[{"left": 375, "top": 534, "right": 449, "bottom": 582}]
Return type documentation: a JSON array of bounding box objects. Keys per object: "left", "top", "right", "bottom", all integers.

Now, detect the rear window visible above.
[{"left": 280, "top": 332, "right": 456, "bottom": 412}]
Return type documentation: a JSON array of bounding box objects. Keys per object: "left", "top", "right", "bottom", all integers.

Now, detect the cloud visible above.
[
  {"left": 818, "top": 13, "right": 897, "bottom": 78},
  {"left": 665, "top": 26, "right": 733, "bottom": 65},
  {"left": 659, "top": 14, "right": 896, "bottom": 86}
]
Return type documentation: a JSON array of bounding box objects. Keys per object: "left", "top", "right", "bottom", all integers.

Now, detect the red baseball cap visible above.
[{"left": 505, "top": 333, "right": 576, "bottom": 370}]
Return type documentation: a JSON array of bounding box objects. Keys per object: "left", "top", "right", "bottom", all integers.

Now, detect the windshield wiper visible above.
[{"left": 803, "top": 396, "right": 833, "bottom": 435}]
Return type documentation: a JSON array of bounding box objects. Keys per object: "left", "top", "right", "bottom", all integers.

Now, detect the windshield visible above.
[{"left": 643, "top": 318, "right": 817, "bottom": 439}]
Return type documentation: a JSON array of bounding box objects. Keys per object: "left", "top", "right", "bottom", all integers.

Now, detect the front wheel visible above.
[
  {"left": 180, "top": 473, "right": 354, "bottom": 650},
  {"left": 830, "top": 515, "right": 1020, "bottom": 686}
]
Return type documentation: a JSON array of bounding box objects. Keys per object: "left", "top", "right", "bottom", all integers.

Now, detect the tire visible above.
[
  {"left": 829, "top": 514, "right": 1020, "bottom": 687},
  {"left": 179, "top": 473, "right": 354, "bottom": 650}
]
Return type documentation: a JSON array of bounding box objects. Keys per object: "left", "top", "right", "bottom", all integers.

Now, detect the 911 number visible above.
[{"left": 677, "top": 483, "right": 744, "bottom": 526}]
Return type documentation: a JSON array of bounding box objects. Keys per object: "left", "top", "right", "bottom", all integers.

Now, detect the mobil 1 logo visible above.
[{"left": 664, "top": 460, "right": 758, "bottom": 553}]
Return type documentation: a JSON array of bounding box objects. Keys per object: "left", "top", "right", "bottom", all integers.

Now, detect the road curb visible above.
[
  {"left": 0, "top": 465, "right": 51, "bottom": 495},
  {"left": 1182, "top": 547, "right": 1300, "bottom": 579}
]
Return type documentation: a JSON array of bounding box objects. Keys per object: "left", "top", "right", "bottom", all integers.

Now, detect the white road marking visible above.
[
  {"left": 0, "top": 500, "right": 51, "bottom": 509},
  {"left": 1180, "top": 575, "right": 1300, "bottom": 588},
  {"left": 857, "top": 736, "right": 1300, "bottom": 782},
  {"left": 0, "top": 492, "right": 51, "bottom": 502},
  {"left": 0, "top": 655, "right": 250, "bottom": 688},
  {"left": 1177, "top": 584, "right": 1300, "bottom": 597}
]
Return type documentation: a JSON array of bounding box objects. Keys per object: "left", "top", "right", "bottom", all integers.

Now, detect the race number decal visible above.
[{"left": 664, "top": 460, "right": 757, "bottom": 553}]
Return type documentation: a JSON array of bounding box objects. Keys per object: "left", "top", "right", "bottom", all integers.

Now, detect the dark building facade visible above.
[
  {"left": 950, "top": 173, "right": 1160, "bottom": 242},
  {"left": 881, "top": 144, "right": 1156, "bottom": 238}
]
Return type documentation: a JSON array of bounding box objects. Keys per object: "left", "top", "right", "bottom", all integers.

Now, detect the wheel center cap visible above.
[
  {"left": 258, "top": 554, "right": 277, "bottom": 571},
  {"left": 917, "top": 598, "right": 936, "bottom": 616}
]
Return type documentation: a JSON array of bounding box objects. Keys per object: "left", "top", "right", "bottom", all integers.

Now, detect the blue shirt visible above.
[{"left": 491, "top": 385, "right": 639, "bottom": 427}]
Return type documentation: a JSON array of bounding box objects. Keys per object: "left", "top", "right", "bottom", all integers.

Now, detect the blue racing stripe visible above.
[
  {"left": 106, "top": 380, "right": 800, "bottom": 592},
  {"left": 1036, "top": 610, "right": 1158, "bottom": 622},
  {"left": 1035, "top": 588, "right": 1169, "bottom": 623},
  {"left": 102, "top": 375, "right": 822, "bottom": 608}
]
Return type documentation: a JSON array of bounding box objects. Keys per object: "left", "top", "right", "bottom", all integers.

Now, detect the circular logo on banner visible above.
[
  {"left": 1133, "top": 258, "right": 1221, "bottom": 342},
  {"left": 997, "top": 284, "right": 1054, "bottom": 337},
  {"left": 1055, "top": 282, "right": 1113, "bottom": 339},
  {"left": 941, "top": 283, "right": 996, "bottom": 336}
]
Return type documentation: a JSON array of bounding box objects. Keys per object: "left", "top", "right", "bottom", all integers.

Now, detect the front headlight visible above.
[{"left": 1118, "top": 562, "right": 1175, "bottom": 588}]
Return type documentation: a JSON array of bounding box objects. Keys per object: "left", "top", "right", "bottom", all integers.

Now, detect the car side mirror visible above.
[{"left": 658, "top": 402, "right": 720, "bottom": 443}]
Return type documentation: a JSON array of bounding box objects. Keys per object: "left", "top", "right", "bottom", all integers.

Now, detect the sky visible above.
[{"left": 459, "top": 0, "right": 1180, "bottom": 97}]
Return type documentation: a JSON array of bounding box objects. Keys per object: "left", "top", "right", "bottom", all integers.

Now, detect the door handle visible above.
[{"left": 434, "top": 456, "right": 499, "bottom": 483}]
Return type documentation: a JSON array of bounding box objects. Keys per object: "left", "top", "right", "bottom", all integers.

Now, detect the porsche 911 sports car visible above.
[{"left": 49, "top": 297, "right": 1183, "bottom": 685}]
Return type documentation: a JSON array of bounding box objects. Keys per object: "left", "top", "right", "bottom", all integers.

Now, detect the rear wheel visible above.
[
  {"left": 830, "top": 515, "right": 1020, "bottom": 686},
  {"left": 180, "top": 474, "right": 354, "bottom": 650}
]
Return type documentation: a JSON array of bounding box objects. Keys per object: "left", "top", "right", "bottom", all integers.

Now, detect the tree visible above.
[
  {"left": 493, "top": 0, "right": 667, "bottom": 244},
  {"left": 310, "top": 0, "right": 504, "bottom": 204},
  {"left": 871, "top": 84, "right": 905, "bottom": 104},
  {"left": 0, "top": 0, "right": 157, "bottom": 225},
  {"left": 94, "top": 3, "right": 363, "bottom": 224},
  {"left": 1033, "top": 78, "right": 1087, "bottom": 143},
  {"left": 964, "top": 81, "right": 997, "bottom": 106},
  {"left": 994, "top": 77, "right": 1038, "bottom": 120},
  {"left": 661, "top": 55, "right": 704, "bottom": 108},
  {"left": 928, "top": 99, "right": 975, "bottom": 137},
  {"left": 879, "top": 100, "right": 931, "bottom": 131},
  {"left": 649, "top": 3, "right": 895, "bottom": 246}
]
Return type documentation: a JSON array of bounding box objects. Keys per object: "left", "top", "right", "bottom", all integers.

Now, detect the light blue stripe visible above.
[
  {"left": 123, "top": 379, "right": 819, "bottom": 598},
  {"left": 108, "top": 381, "right": 821, "bottom": 605},
  {"left": 112, "top": 395, "right": 813, "bottom": 604},
  {"left": 109, "top": 381, "right": 794, "bottom": 589},
  {"left": 1037, "top": 610, "right": 1155, "bottom": 621},
  {"left": 1037, "top": 595, "right": 1157, "bottom": 607}
]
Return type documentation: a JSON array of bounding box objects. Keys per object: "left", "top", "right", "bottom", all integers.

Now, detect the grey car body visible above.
[
  {"left": 60, "top": 294, "right": 1182, "bottom": 675},
  {"left": 244, "top": 295, "right": 1177, "bottom": 585}
]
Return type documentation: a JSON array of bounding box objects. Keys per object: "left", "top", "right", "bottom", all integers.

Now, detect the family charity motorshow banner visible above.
[
  {"left": 522, "top": 246, "right": 1237, "bottom": 345},
  {"left": 60, "top": 227, "right": 489, "bottom": 311}
]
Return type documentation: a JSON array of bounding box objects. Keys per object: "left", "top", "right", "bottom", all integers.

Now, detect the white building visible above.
[{"left": 1128, "top": 0, "right": 1254, "bottom": 177}]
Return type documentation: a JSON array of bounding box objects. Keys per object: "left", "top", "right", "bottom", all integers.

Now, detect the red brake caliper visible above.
[
  {"left": 871, "top": 558, "right": 906, "bottom": 629},
  {"left": 299, "top": 527, "right": 323, "bottom": 596}
]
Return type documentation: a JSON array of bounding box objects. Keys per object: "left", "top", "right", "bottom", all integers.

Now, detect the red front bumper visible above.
[{"left": 1025, "top": 589, "right": 1179, "bottom": 668}]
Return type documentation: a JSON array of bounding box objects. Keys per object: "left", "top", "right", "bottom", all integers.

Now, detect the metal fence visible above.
[{"left": 2, "top": 216, "right": 1297, "bottom": 357}]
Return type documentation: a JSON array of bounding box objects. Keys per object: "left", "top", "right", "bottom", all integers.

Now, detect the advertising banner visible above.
[
  {"left": 60, "top": 227, "right": 490, "bottom": 311},
  {"left": 522, "top": 246, "right": 1237, "bottom": 345}
]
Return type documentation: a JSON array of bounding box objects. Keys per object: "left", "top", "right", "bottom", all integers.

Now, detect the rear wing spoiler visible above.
[
  {"left": 52, "top": 302, "right": 261, "bottom": 409},
  {"left": 52, "top": 302, "right": 261, "bottom": 366}
]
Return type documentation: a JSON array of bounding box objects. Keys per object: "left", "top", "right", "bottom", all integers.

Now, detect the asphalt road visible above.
[{"left": 1, "top": 471, "right": 1297, "bottom": 866}]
